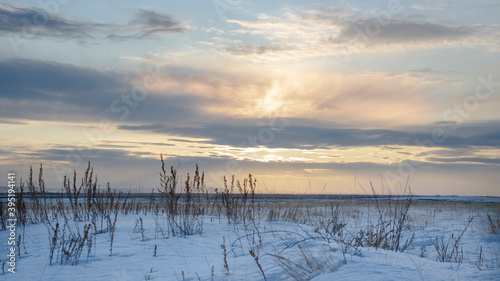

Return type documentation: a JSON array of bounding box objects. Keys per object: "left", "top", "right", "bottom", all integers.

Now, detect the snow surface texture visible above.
[{"left": 1, "top": 199, "right": 499, "bottom": 280}]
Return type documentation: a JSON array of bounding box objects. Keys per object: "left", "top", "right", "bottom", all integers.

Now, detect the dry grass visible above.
[
  {"left": 3, "top": 157, "right": 499, "bottom": 279},
  {"left": 486, "top": 213, "right": 500, "bottom": 234}
]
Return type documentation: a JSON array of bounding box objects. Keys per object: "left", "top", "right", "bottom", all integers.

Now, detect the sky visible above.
[{"left": 0, "top": 0, "right": 499, "bottom": 196}]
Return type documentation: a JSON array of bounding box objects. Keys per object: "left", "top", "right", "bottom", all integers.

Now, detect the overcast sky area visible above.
[{"left": 1, "top": 0, "right": 499, "bottom": 195}]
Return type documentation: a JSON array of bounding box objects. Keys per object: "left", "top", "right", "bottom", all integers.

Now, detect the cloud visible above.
[
  {"left": 0, "top": 59, "right": 126, "bottom": 97},
  {"left": 136, "top": 64, "right": 452, "bottom": 126},
  {"left": 296, "top": 9, "right": 491, "bottom": 50},
  {"left": 0, "top": 56, "right": 480, "bottom": 129},
  {"left": 1, "top": 55, "right": 495, "bottom": 134},
  {"left": 0, "top": 118, "right": 28, "bottom": 125},
  {"left": 221, "top": 8, "right": 499, "bottom": 61},
  {"left": 117, "top": 121, "right": 500, "bottom": 150},
  {"left": 411, "top": 3, "right": 447, "bottom": 11},
  {"left": 107, "top": 9, "right": 189, "bottom": 40},
  {"left": 218, "top": 43, "right": 289, "bottom": 56},
  {"left": 101, "top": 140, "right": 176, "bottom": 147},
  {"left": 427, "top": 157, "right": 500, "bottom": 165},
  {"left": 36, "top": 147, "right": 135, "bottom": 162},
  {"left": 329, "top": 17, "right": 475, "bottom": 47},
  {"left": 130, "top": 9, "right": 188, "bottom": 35},
  {"left": 0, "top": 4, "right": 188, "bottom": 41},
  {"left": 0, "top": 3, "right": 98, "bottom": 38},
  {"left": 0, "top": 59, "right": 204, "bottom": 122},
  {"left": 0, "top": 59, "right": 127, "bottom": 120}
]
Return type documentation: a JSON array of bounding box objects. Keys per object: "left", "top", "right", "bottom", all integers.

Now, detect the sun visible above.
[{"left": 264, "top": 89, "right": 281, "bottom": 112}]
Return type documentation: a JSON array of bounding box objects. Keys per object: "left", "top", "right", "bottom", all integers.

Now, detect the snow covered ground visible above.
[{"left": 1, "top": 197, "right": 499, "bottom": 280}]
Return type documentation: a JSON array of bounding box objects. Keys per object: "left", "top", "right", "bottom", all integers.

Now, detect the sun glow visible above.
[{"left": 264, "top": 89, "right": 281, "bottom": 112}]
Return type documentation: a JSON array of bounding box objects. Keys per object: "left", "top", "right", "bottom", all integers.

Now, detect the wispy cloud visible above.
[
  {"left": 0, "top": 3, "right": 189, "bottom": 41},
  {"left": 0, "top": 57, "right": 480, "bottom": 128},
  {"left": 427, "top": 157, "right": 500, "bottom": 165},
  {"left": 328, "top": 16, "right": 474, "bottom": 46},
  {"left": 0, "top": 3, "right": 98, "bottom": 38},
  {"left": 218, "top": 43, "right": 290, "bottom": 56},
  {"left": 218, "top": 8, "right": 500, "bottom": 61},
  {"left": 108, "top": 9, "right": 189, "bottom": 40},
  {"left": 117, "top": 121, "right": 500, "bottom": 150}
]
